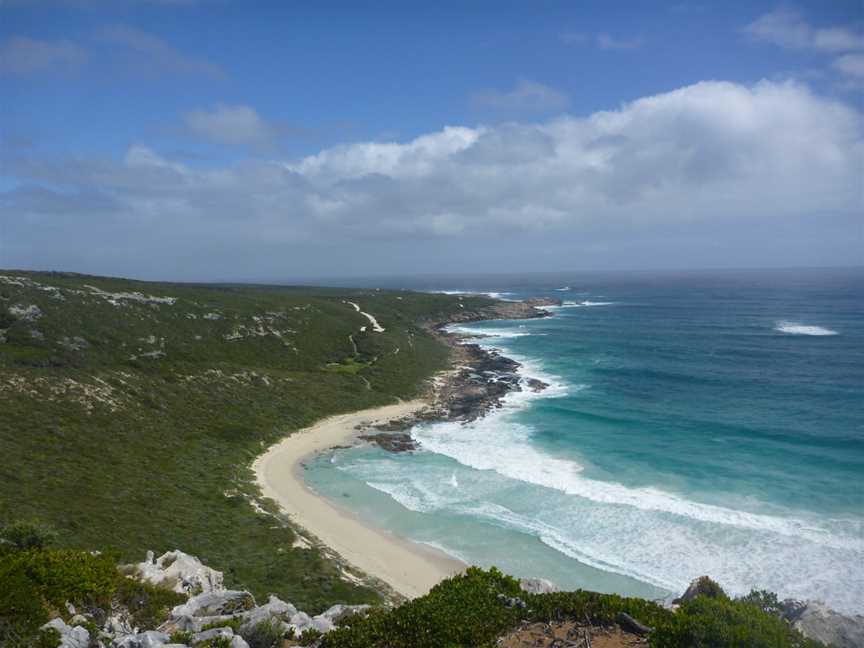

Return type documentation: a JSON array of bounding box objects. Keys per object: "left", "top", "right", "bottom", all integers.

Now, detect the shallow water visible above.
[{"left": 306, "top": 268, "right": 864, "bottom": 612}]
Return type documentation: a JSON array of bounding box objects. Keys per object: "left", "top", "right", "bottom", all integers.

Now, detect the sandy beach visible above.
[{"left": 253, "top": 399, "right": 466, "bottom": 599}]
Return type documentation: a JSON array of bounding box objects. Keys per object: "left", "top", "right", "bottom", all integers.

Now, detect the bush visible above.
[
  {"left": 115, "top": 576, "right": 186, "bottom": 629},
  {"left": 737, "top": 589, "right": 783, "bottom": 616},
  {"left": 322, "top": 567, "right": 524, "bottom": 648},
  {"left": 243, "top": 620, "right": 286, "bottom": 648},
  {"left": 0, "top": 547, "right": 119, "bottom": 646},
  {"left": 651, "top": 596, "right": 824, "bottom": 648},
  {"left": 0, "top": 520, "right": 58, "bottom": 551}
]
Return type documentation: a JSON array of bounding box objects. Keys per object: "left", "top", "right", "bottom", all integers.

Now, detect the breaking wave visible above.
[{"left": 775, "top": 321, "right": 838, "bottom": 336}]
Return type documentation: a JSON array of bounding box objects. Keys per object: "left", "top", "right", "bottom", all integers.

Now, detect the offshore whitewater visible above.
[{"left": 306, "top": 268, "right": 864, "bottom": 613}]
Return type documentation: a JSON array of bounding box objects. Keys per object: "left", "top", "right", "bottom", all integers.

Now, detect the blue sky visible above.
[{"left": 1, "top": 1, "right": 862, "bottom": 280}]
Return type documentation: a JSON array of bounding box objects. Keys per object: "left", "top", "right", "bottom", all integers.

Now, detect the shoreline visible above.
[
  {"left": 252, "top": 298, "right": 557, "bottom": 600},
  {"left": 252, "top": 399, "right": 467, "bottom": 600}
]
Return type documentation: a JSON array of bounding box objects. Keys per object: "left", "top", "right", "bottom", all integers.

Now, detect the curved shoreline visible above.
[{"left": 252, "top": 399, "right": 466, "bottom": 600}]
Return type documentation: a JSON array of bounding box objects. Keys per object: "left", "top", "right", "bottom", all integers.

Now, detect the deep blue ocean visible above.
[{"left": 306, "top": 268, "right": 864, "bottom": 612}]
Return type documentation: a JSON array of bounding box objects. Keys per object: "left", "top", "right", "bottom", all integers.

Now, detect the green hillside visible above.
[{"left": 0, "top": 270, "right": 489, "bottom": 611}]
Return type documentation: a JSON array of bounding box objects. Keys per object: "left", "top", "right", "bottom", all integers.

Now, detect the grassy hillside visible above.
[{"left": 0, "top": 270, "right": 491, "bottom": 611}]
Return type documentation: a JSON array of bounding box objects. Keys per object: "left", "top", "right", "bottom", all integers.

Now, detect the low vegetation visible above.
[
  {"left": 321, "top": 568, "right": 825, "bottom": 648},
  {"left": 0, "top": 521, "right": 827, "bottom": 648},
  {"left": 0, "top": 270, "right": 490, "bottom": 612}
]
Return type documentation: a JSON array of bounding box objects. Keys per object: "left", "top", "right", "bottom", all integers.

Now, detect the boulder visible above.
[
  {"left": 317, "top": 604, "right": 370, "bottom": 624},
  {"left": 793, "top": 601, "right": 864, "bottom": 648},
  {"left": 134, "top": 550, "right": 224, "bottom": 595},
  {"left": 519, "top": 578, "right": 559, "bottom": 595},
  {"left": 41, "top": 618, "right": 90, "bottom": 648},
  {"left": 311, "top": 616, "right": 335, "bottom": 633},
  {"left": 112, "top": 630, "right": 171, "bottom": 648},
  {"left": 191, "top": 627, "right": 233, "bottom": 644},
  {"left": 288, "top": 610, "right": 313, "bottom": 634},
  {"left": 171, "top": 590, "right": 255, "bottom": 618},
  {"left": 238, "top": 595, "right": 297, "bottom": 634},
  {"left": 673, "top": 576, "right": 726, "bottom": 604}
]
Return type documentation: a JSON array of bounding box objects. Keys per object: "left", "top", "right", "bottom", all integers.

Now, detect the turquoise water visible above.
[{"left": 306, "top": 269, "right": 864, "bottom": 612}]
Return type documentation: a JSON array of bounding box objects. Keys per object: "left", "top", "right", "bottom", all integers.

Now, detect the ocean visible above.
[{"left": 305, "top": 268, "right": 864, "bottom": 613}]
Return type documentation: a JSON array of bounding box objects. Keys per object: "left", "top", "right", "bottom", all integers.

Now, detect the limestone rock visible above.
[
  {"left": 113, "top": 630, "right": 171, "bottom": 648},
  {"left": 288, "top": 610, "right": 313, "bottom": 634},
  {"left": 134, "top": 550, "right": 224, "bottom": 595},
  {"left": 238, "top": 595, "right": 297, "bottom": 634},
  {"left": 792, "top": 601, "right": 864, "bottom": 648},
  {"left": 673, "top": 575, "right": 726, "bottom": 604},
  {"left": 171, "top": 590, "right": 255, "bottom": 618},
  {"left": 519, "top": 577, "right": 559, "bottom": 595},
  {"left": 311, "top": 616, "right": 335, "bottom": 633},
  {"left": 41, "top": 618, "right": 90, "bottom": 648},
  {"left": 317, "top": 604, "right": 370, "bottom": 624}
]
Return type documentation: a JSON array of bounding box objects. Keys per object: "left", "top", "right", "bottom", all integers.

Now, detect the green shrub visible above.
[
  {"left": 0, "top": 547, "right": 119, "bottom": 646},
  {"left": 198, "top": 637, "right": 233, "bottom": 648},
  {"left": 322, "top": 567, "right": 525, "bottom": 648},
  {"left": 737, "top": 589, "right": 783, "bottom": 616},
  {"left": 650, "top": 596, "right": 824, "bottom": 648},
  {"left": 170, "top": 630, "right": 194, "bottom": 644},
  {"left": 201, "top": 616, "right": 243, "bottom": 633},
  {"left": 243, "top": 620, "right": 286, "bottom": 648},
  {"left": 116, "top": 576, "right": 186, "bottom": 629},
  {"left": 0, "top": 520, "right": 58, "bottom": 551},
  {"left": 299, "top": 627, "right": 323, "bottom": 645}
]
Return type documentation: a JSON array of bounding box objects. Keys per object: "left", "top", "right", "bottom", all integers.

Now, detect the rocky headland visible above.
[{"left": 358, "top": 296, "right": 559, "bottom": 452}]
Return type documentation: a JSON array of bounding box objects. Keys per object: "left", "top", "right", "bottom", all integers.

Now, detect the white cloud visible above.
[
  {"left": 744, "top": 9, "right": 864, "bottom": 52},
  {"left": 184, "top": 104, "right": 278, "bottom": 147},
  {"left": 0, "top": 36, "right": 87, "bottom": 75},
  {"left": 3, "top": 80, "right": 862, "bottom": 275},
  {"left": 472, "top": 80, "right": 569, "bottom": 113},
  {"left": 596, "top": 32, "right": 643, "bottom": 50},
  {"left": 101, "top": 24, "right": 224, "bottom": 79},
  {"left": 559, "top": 32, "right": 642, "bottom": 50},
  {"left": 833, "top": 53, "right": 864, "bottom": 79}
]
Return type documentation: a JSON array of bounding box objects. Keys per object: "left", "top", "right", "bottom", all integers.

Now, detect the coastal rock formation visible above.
[
  {"left": 788, "top": 601, "right": 864, "bottom": 648},
  {"left": 42, "top": 550, "right": 371, "bottom": 648},
  {"left": 356, "top": 297, "right": 556, "bottom": 453},
  {"left": 519, "top": 577, "right": 559, "bottom": 594},
  {"left": 133, "top": 550, "right": 224, "bottom": 595}
]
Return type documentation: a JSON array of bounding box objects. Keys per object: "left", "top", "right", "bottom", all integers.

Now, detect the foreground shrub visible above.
[
  {"left": 322, "top": 567, "right": 524, "bottom": 648},
  {"left": 651, "top": 596, "right": 824, "bottom": 648},
  {"left": 0, "top": 547, "right": 118, "bottom": 645},
  {"left": 0, "top": 520, "right": 58, "bottom": 552},
  {"left": 244, "top": 620, "right": 287, "bottom": 648},
  {"left": 116, "top": 576, "right": 186, "bottom": 629}
]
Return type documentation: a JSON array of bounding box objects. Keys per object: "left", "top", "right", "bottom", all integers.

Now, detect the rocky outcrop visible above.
[
  {"left": 519, "top": 577, "right": 559, "bottom": 595},
  {"left": 672, "top": 577, "right": 864, "bottom": 648},
  {"left": 788, "top": 601, "right": 864, "bottom": 648},
  {"left": 41, "top": 618, "right": 90, "bottom": 648},
  {"left": 42, "top": 551, "right": 371, "bottom": 648},
  {"left": 133, "top": 550, "right": 224, "bottom": 595}
]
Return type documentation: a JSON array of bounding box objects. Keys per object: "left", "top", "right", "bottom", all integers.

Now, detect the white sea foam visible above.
[
  {"left": 775, "top": 321, "right": 838, "bottom": 336},
  {"left": 554, "top": 286, "right": 571, "bottom": 291},
  {"left": 331, "top": 309, "right": 863, "bottom": 613},
  {"left": 350, "top": 452, "right": 864, "bottom": 612},
  {"left": 428, "top": 289, "right": 515, "bottom": 300}
]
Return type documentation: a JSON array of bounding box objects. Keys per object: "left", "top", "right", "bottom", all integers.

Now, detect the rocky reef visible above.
[{"left": 358, "top": 297, "right": 555, "bottom": 453}]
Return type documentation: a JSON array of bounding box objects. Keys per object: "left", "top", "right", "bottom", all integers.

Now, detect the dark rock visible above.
[
  {"left": 617, "top": 611, "right": 652, "bottom": 635},
  {"left": 673, "top": 576, "right": 727, "bottom": 604},
  {"left": 358, "top": 432, "right": 418, "bottom": 453}
]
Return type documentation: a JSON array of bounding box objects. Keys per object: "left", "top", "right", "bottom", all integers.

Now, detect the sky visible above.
[{"left": 1, "top": 0, "right": 862, "bottom": 282}]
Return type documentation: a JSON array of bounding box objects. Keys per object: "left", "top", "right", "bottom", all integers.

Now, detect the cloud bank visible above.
[{"left": 3, "top": 79, "right": 862, "bottom": 278}]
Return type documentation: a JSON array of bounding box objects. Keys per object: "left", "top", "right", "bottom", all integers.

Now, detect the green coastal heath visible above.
[{"left": 0, "top": 270, "right": 491, "bottom": 611}]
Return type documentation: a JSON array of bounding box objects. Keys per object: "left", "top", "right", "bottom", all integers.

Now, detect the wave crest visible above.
[{"left": 775, "top": 321, "right": 838, "bottom": 336}]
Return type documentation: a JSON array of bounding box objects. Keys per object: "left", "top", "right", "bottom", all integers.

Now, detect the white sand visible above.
[{"left": 253, "top": 400, "right": 465, "bottom": 599}]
